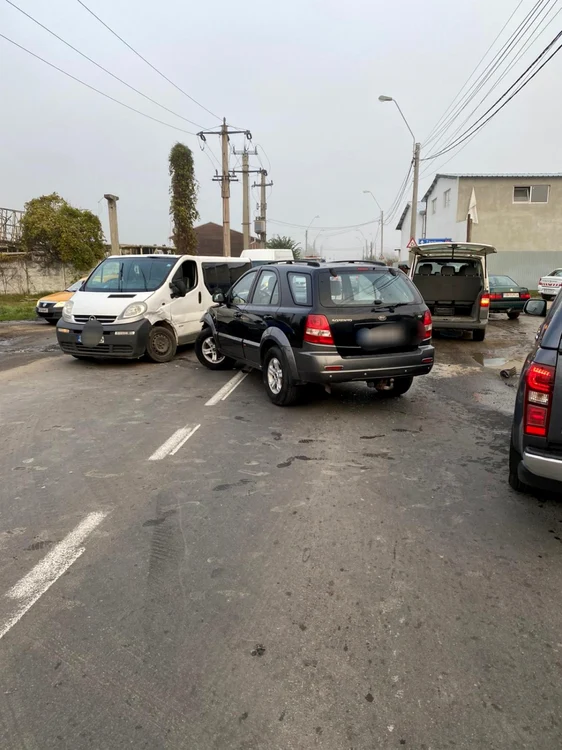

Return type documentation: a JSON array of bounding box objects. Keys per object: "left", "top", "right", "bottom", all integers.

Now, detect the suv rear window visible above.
[{"left": 319, "top": 269, "right": 418, "bottom": 307}]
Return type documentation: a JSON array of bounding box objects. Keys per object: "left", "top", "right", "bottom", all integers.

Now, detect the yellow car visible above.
[{"left": 36, "top": 278, "right": 86, "bottom": 325}]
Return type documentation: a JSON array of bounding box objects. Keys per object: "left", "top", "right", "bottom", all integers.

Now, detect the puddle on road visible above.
[{"left": 472, "top": 354, "right": 508, "bottom": 368}]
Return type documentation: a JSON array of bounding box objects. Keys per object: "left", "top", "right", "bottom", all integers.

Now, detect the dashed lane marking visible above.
[
  {"left": 148, "top": 423, "right": 201, "bottom": 461},
  {"left": 205, "top": 371, "right": 249, "bottom": 406},
  {"left": 0, "top": 511, "right": 107, "bottom": 641}
]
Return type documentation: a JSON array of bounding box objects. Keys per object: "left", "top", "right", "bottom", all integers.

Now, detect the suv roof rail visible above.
[
  {"left": 328, "top": 260, "right": 387, "bottom": 267},
  {"left": 274, "top": 260, "right": 322, "bottom": 267}
]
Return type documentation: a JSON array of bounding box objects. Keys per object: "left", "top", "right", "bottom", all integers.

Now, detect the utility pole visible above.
[
  {"left": 252, "top": 169, "right": 273, "bottom": 248},
  {"left": 197, "top": 120, "right": 252, "bottom": 256},
  {"left": 104, "top": 194, "right": 120, "bottom": 254},
  {"left": 232, "top": 146, "right": 258, "bottom": 248},
  {"left": 410, "top": 142, "right": 421, "bottom": 245},
  {"left": 380, "top": 211, "right": 384, "bottom": 259}
]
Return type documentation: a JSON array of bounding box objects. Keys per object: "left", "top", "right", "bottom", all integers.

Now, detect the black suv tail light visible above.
[
  {"left": 524, "top": 362, "right": 555, "bottom": 437},
  {"left": 304, "top": 315, "right": 334, "bottom": 345}
]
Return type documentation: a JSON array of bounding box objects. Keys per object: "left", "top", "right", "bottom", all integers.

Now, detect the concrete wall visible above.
[
  {"left": 424, "top": 176, "right": 464, "bottom": 240},
  {"left": 457, "top": 177, "right": 562, "bottom": 251},
  {"left": 488, "top": 251, "right": 562, "bottom": 290},
  {"left": 0, "top": 254, "right": 74, "bottom": 294}
]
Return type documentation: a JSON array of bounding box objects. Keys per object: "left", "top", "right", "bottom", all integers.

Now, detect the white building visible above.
[{"left": 395, "top": 202, "right": 426, "bottom": 262}]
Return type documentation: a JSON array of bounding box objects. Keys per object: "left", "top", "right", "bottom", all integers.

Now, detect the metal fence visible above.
[{"left": 488, "top": 251, "right": 562, "bottom": 290}]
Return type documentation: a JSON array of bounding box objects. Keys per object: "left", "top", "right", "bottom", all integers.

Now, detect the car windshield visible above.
[
  {"left": 66, "top": 280, "right": 84, "bottom": 292},
  {"left": 490, "top": 275, "right": 518, "bottom": 287},
  {"left": 84, "top": 257, "right": 176, "bottom": 292},
  {"left": 320, "top": 269, "right": 418, "bottom": 307}
]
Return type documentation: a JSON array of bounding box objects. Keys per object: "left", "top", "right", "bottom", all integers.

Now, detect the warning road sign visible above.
[{"left": 406, "top": 237, "right": 416, "bottom": 249}]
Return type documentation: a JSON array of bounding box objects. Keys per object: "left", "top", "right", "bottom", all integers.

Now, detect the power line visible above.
[
  {"left": 423, "top": 30, "right": 562, "bottom": 161},
  {"left": 6, "top": 0, "right": 209, "bottom": 130},
  {"left": 0, "top": 32, "right": 198, "bottom": 136},
  {"left": 426, "top": 0, "right": 556, "bottom": 154},
  {"left": 270, "top": 218, "right": 377, "bottom": 230},
  {"left": 75, "top": 0, "right": 221, "bottom": 122},
  {"left": 423, "top": 0, "right": 526, "bottom": 145},
  {"left": 427, "top": 0, "right": 561, "bottom": 158}
]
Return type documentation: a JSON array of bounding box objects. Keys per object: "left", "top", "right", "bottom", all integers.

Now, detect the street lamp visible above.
[
  {"left": 379, "top": 95, "right": 421, "bottom": 249},
  {"left": 305, "top": 215, "right": 319, "bottom": 255},
  {"left": 362, "top": 190, "right": 384, "bottom": 259}
]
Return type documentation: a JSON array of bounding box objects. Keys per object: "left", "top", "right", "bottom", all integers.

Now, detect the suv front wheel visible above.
[
  {"left": 195, "top": 327, "right": 235, "bottom": 370},
  {"left": 263, "top": 346, "right": 299, "bottom": 406}
]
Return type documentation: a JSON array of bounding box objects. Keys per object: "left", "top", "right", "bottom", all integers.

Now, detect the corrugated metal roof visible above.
[{"left": 421, "top": 173, "right": 562, "bottom": 203}]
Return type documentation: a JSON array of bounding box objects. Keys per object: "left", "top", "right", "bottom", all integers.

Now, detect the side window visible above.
[
  {"left": 288, "top": 273, "right": 311, "bottom": 306},
  {"left": 202, "top": 263, "right": 230, "bottom": 295},
  {"left": 251, "top": 270, "right": 279, "bottom": 305},
  {"left": 229, "top": 263, "right": 252, "bottom": 286},
  {"left": 230, "top": 270, "right": 258, "bottom": 305},
  {"left": 173, "top": 260, "right": 197, "bottom": 292}
]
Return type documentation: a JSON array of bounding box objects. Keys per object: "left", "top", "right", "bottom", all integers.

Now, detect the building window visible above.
[
  {"left": 431, "top": 197, "right": 437, "bottom": 214},
  {"left": 513, "top": 185, "right": 550, "bottom": 203},
  {"left": 443, "top": 189, "right": 451, "bottom": 208}
]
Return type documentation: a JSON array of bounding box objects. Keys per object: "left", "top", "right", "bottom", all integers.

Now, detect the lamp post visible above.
[
  {"left": 304, "top": 215, "right": 320, "bottom": 256},
  {"left": 362, "top": 190, "right": 384, "bottom": 259},
  {"left": 379, "top": 95, "right": 420, "bottom": 248}
]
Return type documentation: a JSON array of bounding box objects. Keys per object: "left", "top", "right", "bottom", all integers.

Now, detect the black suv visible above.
[
  {"left": 195, "top": 261, "right": 435, "bottom": 405},
  {"left": 509, "top": 296, "right": 562, "bottom": 494}
]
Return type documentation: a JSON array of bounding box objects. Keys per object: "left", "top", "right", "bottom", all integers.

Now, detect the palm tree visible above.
[{"left": 266, "top": 235, "right": 302, "bottom": 259}]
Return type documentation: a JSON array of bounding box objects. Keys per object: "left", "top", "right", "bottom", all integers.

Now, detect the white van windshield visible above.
[{"left": 85, "top": 257, "right": 176, "bottom": 292}]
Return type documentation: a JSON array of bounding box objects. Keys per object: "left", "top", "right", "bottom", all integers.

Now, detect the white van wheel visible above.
[{"left": 146, "top": 326, "right": 177, "bottom": 363}]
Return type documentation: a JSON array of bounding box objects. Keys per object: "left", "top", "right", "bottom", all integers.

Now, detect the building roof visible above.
[
  {"left": 421, "top": 173, "right": 562, "bottom": 203},
  {"left": 395, "top": 201, "right": 426, "bottom": 231}
]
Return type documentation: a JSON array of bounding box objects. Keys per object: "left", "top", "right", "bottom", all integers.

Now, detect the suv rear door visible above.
[{"left": 317, "top": 267, "right": 426, "bottom": 357}]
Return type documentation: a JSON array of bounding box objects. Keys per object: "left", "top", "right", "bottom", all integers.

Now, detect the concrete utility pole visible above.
[
  {"left": 197, "top": 120, "right": 252, "bottom": 256},
  {"left": 410, "top": 142, "right": 421, "bottom": 246},
  {"left": 305, "top": 215, "right": 320, "bottom": 256},
  {"left": 378, "top": 96, "right": 420, "bottom": 245},
  {"left": 362, "top": 191, "right": 384, "bottom": 259},
  {"left": 252, "top": 169, "right": 273, "bottom": 248},
  {"left": 233, "top": 146, "right": 259, "bottom": 248},
  {"left": 104, "top": 194, "right": 120, "bottom": 254}
]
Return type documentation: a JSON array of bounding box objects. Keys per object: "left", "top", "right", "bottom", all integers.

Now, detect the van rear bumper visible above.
[
  {"left": 432, "top": 316, "right": 486, "bottom": 331},
  {"left": 56, "top": 318, "right": 151, "bottom": 358}
]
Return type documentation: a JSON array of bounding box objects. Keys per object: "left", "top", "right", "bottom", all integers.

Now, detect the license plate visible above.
[
  {"left": 77, "top": 336, "right": 104, "bottom": 344},
  {"left": 37, "top": 308, "right": 48, "bottom": 314},
  {"left": 503, "top": 292, "right": 519, "bottom": 298}
]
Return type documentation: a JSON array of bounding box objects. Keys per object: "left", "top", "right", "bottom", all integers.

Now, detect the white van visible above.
[
  {"left": 240, "top": 248, "right": 294, "bottom": 266},
  {"left": 410, "top": 242, "right": 496, "bottom": 341},
  {"left": 56, "top": 254, "right": 251, "bottom": 361}
]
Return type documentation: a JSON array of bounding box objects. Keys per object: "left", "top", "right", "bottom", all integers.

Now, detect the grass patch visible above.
[{"left": 0, "top": 292, "right": 54, "bottom": 322}]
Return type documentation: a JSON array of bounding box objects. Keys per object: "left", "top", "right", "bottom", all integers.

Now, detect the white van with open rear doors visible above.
[
  {"left": 410, "top": 242, "right": 496, "bottom": 341},
  {"left": 56, "top": 254, "right": 251, "bottom": 362}
]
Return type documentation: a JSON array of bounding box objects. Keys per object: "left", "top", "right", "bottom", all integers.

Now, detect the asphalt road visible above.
[{"left": 1, "top": 314, "right": 561, "bottom": 750}]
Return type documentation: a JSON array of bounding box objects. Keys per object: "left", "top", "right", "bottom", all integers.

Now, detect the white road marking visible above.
[
  {"left": 0, "top": 511, "right": 106, "bottom": 641},
  {"left": 205, "top": 371, "right": 249, "bottom": 406},
  {"left": 148, "top": 423, "right": 201, "bottom": 461}
]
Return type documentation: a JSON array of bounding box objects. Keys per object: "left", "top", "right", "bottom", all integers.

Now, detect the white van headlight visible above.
[
  {"left": 62, "top": 300, "right": 74, "bottom": 321},
  {"left": 120, "top": 302, "right": 148, "bottom": 319}
]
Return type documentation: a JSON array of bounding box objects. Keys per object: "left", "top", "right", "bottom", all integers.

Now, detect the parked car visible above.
[
  {"left": 195, "top": 261, "right": 435, "bottom": 406},
  {"left": 36, "top": 279, "right": 86, "bottom": 324},
  {"left": 538, "top": 269, "right": 562, "bottom": 300},
  {"left": 56, "top": 255, "right": 251, "bottom": 361},
  {"left": 488, "top": 274, "right": 531, "bottom": 319},
  {"left": 509, "top": 295, "right": 562, "bottom": 494},
  {"left": 410, "top": 242, "right": 496, "bottom": 341}
]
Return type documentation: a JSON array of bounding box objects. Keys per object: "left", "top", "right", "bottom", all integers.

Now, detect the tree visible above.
[
  {"left": 169, "top": 142, "right": 199, "bottom": 255},
  {"left": 267, "top": 234, "right": 302, "bottom": 259},
  {"left": 21, "top": 193, "right": 105, "bottom": 273}
]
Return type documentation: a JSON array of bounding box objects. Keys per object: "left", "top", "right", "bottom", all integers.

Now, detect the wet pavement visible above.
[{"left": 1, "top": 312, "right": 561, "bottom": 750}]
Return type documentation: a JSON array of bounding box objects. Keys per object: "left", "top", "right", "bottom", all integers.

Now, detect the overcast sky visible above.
[{"left": 1, "top": 0, "right": 560, "bottom": 256}]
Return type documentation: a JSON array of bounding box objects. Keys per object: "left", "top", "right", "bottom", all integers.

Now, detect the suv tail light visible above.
[
  {"left": 524, "top": 362, "right": 555, "bottom": 437},
  {"left": 304, "top": 314, "right": 334, "bottom": 345},
  {"left": 480, "top": 293, "right": 490, "bottom": 308},
  {"left": 419, "top": 309, "right": 432, "bottom": 342}
]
